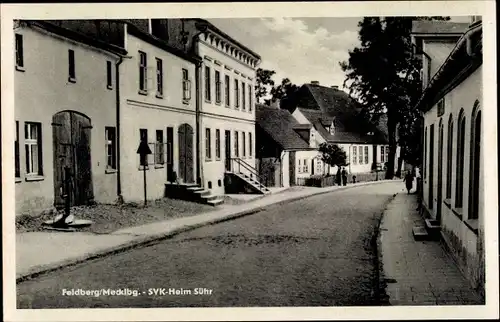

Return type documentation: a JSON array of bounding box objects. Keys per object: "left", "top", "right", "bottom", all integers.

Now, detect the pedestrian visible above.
[
  {"left": 341, "top": 167, "right": 348, "bottom": 186},
  {"left": 403, "top": 171, "right": 414, "bottom": 194},
  {"left": 336, "top": 167, "right": 342, "bottom": 186}
]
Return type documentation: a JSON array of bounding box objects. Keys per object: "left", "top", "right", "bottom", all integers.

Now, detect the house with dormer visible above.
[
  {"left": 289, "top": 82, "right": 400, "bottom": 175},
  {"left": 256, "top": 104, "right": 329, "bottom": 187}
]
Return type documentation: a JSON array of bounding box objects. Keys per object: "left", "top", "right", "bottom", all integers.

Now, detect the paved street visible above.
[{"left": 17, "top": 182, "right": 400, "bottom": 308}]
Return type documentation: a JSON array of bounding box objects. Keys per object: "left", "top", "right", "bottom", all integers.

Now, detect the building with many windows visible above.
[
  {"left": 412, "top": 17, "right": 484, "bottom": 298},
  {"left": 287, "top": 82, "right": 399, "bottom": 176}
]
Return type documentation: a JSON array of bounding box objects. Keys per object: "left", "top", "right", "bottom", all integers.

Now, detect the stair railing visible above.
[{"left": 230, "top": 158, "right": 268, "bottom": 191}]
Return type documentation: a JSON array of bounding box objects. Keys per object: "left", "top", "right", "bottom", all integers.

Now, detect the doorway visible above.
[
  {"left": 225, "top": 130, "right": 231, "bottom": 171},
  {"left": 428, "top": 124, "right": 435, "bottom": 210},
  {"left": 52, "top": 111, "right": 94, "bottom": 208},
  {"left": 178, "top": 123, "right": 194, "bottom": 183}
]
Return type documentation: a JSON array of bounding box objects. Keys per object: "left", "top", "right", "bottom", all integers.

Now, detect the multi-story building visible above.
[
  {"left": 14, "top": 20, "right": 126, "bottom": 215},
  {"left": 412, "top": 17, "right": 484, "bottom": 298}
]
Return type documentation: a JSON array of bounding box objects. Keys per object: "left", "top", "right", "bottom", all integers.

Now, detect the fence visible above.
[{"left": 295, "top": 170, "right": 387, "bottom": 188}]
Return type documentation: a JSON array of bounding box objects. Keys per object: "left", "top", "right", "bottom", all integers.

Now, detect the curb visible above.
[
  {"left": 16, "top": 179, "right": 398, "bottom": 284},
  {"left": 373, "top": 192, "right": 399, "bottom": 305}
]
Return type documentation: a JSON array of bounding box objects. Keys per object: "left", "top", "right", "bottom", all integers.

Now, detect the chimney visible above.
[
  {"left": 331, "top": 85, "right": 339, "bottom": 89},
  {"left": 310, "top": 81, "right": 320, "bottom": 85},
  {"left": 270, "top": 98, "right": 281, "bottom": 109}
]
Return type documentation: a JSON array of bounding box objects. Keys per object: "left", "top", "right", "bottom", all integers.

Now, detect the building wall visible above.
[
  {"left": 294, "top": 150, "right": 325, "bottom": 180},
  {"left": 198, "top": 35, "right": 257, "bottom": 196},
  {"left": 422, "top": 65, "right": 483, "bottom": 293},
  {"left": 119, "top": 33, "right": 197, "bottom": 202},
  {"left": 423, "top": 40, "right": 460, "bottom": 84},
  {"left": 14, "top": 25, "right": 119, "bottom": 215}
]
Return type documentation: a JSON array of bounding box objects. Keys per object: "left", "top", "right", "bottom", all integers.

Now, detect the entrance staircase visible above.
[
  {"left": 225, "top": 158, "right": 271, "bottom": 195},
  {"left": 412, "top": 215, "right": 442, "bottom": 241},
  {"left": 164, "top": 182, "right": 224, "bottom": 206}
]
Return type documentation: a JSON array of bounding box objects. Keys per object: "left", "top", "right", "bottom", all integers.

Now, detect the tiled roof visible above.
[
  {"left": 411, "top": 21, "right": 470, "bottom": 35},
  {"left": 256, "top": 104, "right": 311, "bottom": 150},
  {"left": 295, "top": 84, "right": 389, "bottom": 144}
]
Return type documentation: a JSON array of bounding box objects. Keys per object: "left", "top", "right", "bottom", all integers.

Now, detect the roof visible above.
[
  {"left": 292, "top": 124, "right": 313, "bottom": 130},
  {"left": 195, "top": 18, "right": 261, "bottom": 60},
  {"left": 24, "top": 20, "right": 128, "bottom": 56},
  {"left": 415, "top": 21, "right": 482, "bottom": 112},
  {"left": 256, "top": 104, "right": 312, "bottom": 150},
  {"left": 411, "top": 21, "right": 470, "bottom": 35},
  {"left": 294, "top": 84, "right": 389, "bottom": 144}
]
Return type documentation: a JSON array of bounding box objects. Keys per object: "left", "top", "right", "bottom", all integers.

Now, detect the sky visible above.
[{"left": 209, "top": 16, "right": 472, "bottom": 91}]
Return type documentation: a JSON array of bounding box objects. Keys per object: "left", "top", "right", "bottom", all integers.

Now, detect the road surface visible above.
[{"left": 17, "top": 181, "right": 401, "bottom": 308}]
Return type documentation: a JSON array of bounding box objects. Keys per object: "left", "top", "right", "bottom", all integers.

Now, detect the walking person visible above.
[
  {"left": 336, "top": 167, "right": 342, "bottom": 186},
  {"left": 403, "top": 171, "right": 414, "bottom": 194},
  {"left": 341, "top": 167, "right": 348, "bottom": 186}
]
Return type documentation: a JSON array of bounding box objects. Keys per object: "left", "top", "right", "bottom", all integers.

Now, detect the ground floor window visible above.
[
  {"left": 25, "top": 122, "right": 43, "bottom": 176},
  {"left": 155, "top": 129, "right": 164, "bottom": 165},
  {"left": 105, "top": 126, "right": 117, "bottom": 170}
]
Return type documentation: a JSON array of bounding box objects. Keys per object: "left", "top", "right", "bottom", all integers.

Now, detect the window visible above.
[
  {"left": 248, "top": 84, "right": 253, "bottom": 112},
  {"left": 139, "top": 128, "right": 148, "bottom": 167},
  {"left": 234, "top": 131, "right": 239, "bottom": 157},
  {"left": 105, "top": 127, "right": 116, "bottom": 170},
  {"left": 364, "top": 146, "right": 369, "bottom": 164},
  {"left": 468, "top": 107, "right": 481, "bottom": 220},
  {"left": 234, "top": 79, "right": 240, "bottom": 108},
  {"left": 446, "top": 115, "right": 454, "bottom": 199},
  {"left": 215, "top": 129, "right": 221, "bottom": 159},
  {"left": 384, "top": 146, "right": 389, "bottom": 164},
  {"left": 15, "top": 121, "right": 20, "bottom": 178},
  {"left": 215, "top": 70, "right": 221, "bottom": 104},
  {"left": 298, "top": 159, "right": 302, "bottom": 173},
  {"left": 182, "top": 69, "right": 191, "bottom": 101},
  {"left": 225, "top": 75, "right": 231, "bottom": 107},
  {"left": 204, "top": 66, "right": 211, "bottom": 101},
  {"left": 25, "top": 122, "right": 43, "bottom": 176},
  {"left": 15, "top": 34, "right": 24, "bottom": 69},
  {"left": 352, "top": 146, "right": 357, "bottom": 165},
  {"left": 455, "top": 111, "right": 465, "bottom": 208},
  {"left": 205, "top": 128, "right": 212, "bottom": 160},
  {"left": 380, "top": 146, "right": 385, "bottom": 163},
  {"left": 303, "top": 159, "right": 308, "bottom": 172},
  {"left": 242, "top": 81, "right": 246, "bottom": 110},
  {"left": 316, "top": 159, "right": 322, "bottom": 173},
  {"left": 249, "top": 132, "right": 252, "bottom": 157},
  {"left": 68, "top": 49, "right": 76, "bottom": 82},
  {"left": 358, "top": 146, "right": 363, "bottom": 164},
  {"left": 106, "top": 61, "right": 113, "bottom": 89},
  {"left": 242, "top": 131, "right": 246, "bottom": 157},
  {"left": 156, "top": 58, "right": 163, "bottom": 97},
  {"left": 155, "top": 130, "right": 164, "bottom": 165},
  {"left": 139, "top": 51, "right": 147, "bottom": 92}
]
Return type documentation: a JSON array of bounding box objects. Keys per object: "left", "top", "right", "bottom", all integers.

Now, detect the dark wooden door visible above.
[
  {"left": 52, "top": 111, "right": 93, "bottom": 208},
  {"left": 289, "top": 151, "right": 296, "bottom": 186},
  {"left": 437, "top": 122, "right": 444, "bottom": 223},
  {"left": 428, "top": 124, "right": 434, "bottom": 210},
  {"left": 225, "top": 130, "right": 231, "bottom": 171},
  {"left": 178, "top": 123, "right": 194, "bottom": 183},
  {"left": 166, "top": 127, "right": 174, "bottom": 182}
]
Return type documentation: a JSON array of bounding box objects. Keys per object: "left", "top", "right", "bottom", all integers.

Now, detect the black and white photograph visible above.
[{"left": 2, "top": 1, "right": 498, "bottom": 321}]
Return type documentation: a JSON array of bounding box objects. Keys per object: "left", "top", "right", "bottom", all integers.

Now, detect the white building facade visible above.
[{"left": 413, "top": 17, "right": 484, "bottom": 298}]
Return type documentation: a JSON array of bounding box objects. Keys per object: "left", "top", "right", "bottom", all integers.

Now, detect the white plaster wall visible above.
[
  {"left": 14, "top": 25, "right": 119, "bottom": 215},
  {"left": 119, "top": 33, "right": 197, "bottom": 202}
]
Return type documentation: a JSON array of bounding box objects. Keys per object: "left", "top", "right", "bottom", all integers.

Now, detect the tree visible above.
[
  {"left": 319, "top": 143, "right": 348, "bottom": 168},
  {"left": 340, "top": 16, "right": 449, "bottom": 179},
  {"left": 270, "top": 77, "right": 299, "bottom": 110},
  {"left": 255, "top": 68, "right": 276, "bottom": 104}
]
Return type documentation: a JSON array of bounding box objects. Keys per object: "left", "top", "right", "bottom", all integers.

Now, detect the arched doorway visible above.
[
  {"left": 178, "top": 123, "right": 194, "bottom": 183},
  {"left": 52, "top": 111, "right": 94, "bottom": 208}
]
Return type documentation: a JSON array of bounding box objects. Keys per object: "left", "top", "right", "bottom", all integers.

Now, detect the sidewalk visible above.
[
  {"left": 16, "top": 179, "right": 394, "bottom": 282},
  {"left": 378, "top": 193, "right": 483, "bottom": 305}
]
